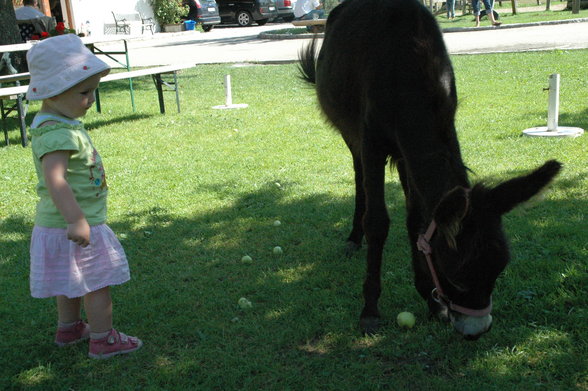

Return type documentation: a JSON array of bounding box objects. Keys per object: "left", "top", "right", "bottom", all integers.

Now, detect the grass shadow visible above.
[{"left": 3, "top": 167, "right": 584, "bottom": 389}]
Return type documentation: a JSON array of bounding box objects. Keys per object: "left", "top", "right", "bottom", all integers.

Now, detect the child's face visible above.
[{"left": 44, "top": 74, "right": 102, "bottom": 119}]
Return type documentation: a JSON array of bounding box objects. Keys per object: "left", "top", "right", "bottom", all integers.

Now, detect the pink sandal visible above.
[
  {"left": 88, "top": 328, "right": 143, "bottom": 359},
  {"left": 55, "top": 320, "right": 90, "bottom": 346}
]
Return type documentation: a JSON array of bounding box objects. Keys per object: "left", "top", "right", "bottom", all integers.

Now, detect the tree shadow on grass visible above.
[{"left": 1, "top": 171, "right": 586, "bottom": 389}]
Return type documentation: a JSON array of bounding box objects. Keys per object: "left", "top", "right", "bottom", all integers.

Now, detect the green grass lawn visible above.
[{"left": 1, "top": 49, "right": 587, "bottom": 390}]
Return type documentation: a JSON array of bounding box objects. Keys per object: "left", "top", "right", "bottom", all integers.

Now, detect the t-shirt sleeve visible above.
[{"left": 33, "top": 128, "right": 80, "bottom": 160}]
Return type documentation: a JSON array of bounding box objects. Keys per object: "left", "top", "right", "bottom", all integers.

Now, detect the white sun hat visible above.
[{"left": 26, "top": 34, "right": 111, "bottom": 100}]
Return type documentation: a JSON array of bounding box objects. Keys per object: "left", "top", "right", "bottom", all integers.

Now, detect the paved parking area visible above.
[{"left": 99, "top": 19, "right": 588, "bottom": 67}]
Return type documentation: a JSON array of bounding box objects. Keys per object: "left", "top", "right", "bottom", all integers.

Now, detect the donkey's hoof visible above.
[
  {"left": 344, "top": 241, "right": 361, "bottom": 257},
  {"left": 360, "top": 316, "right": 380, "bottom": 336}
]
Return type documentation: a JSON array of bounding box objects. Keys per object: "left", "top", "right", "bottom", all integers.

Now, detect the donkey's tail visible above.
[{"left": 298, "top": 37, "right": 318, "bottom": 85}]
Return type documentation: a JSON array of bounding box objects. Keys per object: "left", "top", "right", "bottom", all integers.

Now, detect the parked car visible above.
[
  {"left": 184, "top": 0, "right": 221, "bottom": 32},
  {"left": 216, "top": 0, "right": 279, "bottom": 26},
  {"left": 275, "top": 0, "right": 295, "bottom": 22}
]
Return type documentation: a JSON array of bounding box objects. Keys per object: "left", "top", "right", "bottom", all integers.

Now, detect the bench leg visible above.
[
  {"left": 16, "top": 94, "right": 27, "bottom": 147},
  {"left": 152, "top": 72, "right": 181, "bottom": 114},
  {"left": 95, "top": 89, "right": 102, "bottom": 113},
  {"left": 153, "top": 74, "right": 165, "bottom": 114},
  {"left": 123, "top": 40, "right": 136, "bottom": 112},
  {"left": 173, "top": 72, "right": 180, "bottom": 113},
  {"left": 0, "top": 100, "right": 7, "bottom": 146}
]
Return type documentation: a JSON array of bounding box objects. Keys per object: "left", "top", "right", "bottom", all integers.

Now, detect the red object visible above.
[
  {"left": 31, "top": 34, "right": 40, "bottom": 40},
  {"left": 83, "top": 66, "right": 88, "bottom": 70},
  {"left": 284, "top": 0, "right": 291, "bottom": 6},
  {"left": 194, "top": 0, "right": 202, "bottom": 8},
  {"left": 56, "top": 22, "right": 66, "bottom": 33},
  {"left": 41, "top": 31, "right": 49, "bottom": 38}
]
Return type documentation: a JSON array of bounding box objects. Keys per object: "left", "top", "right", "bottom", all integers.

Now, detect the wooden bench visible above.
[
  {"left": 0, "top": 64, "right": 193, "bottom": 147},
  {"left": 0, "top": 83, "right": 29, "bottom": 146},
  {"left": 291, "top": 19, "right": 327, "bottom": 26},
  {"left": 0, "top": 72, "right": 34, "bottom": 146},
  {"left": 291, "top": 19, "right": 326, "bottom": 33}
]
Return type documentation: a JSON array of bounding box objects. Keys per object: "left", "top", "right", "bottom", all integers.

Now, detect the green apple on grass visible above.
[{"left": 396, "top": 312, "right": 416, "bottom": 328}]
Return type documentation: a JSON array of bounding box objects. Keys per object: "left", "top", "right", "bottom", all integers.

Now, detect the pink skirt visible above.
[{"left": 30, "top": 224, "right": 130, "bottom": 299}]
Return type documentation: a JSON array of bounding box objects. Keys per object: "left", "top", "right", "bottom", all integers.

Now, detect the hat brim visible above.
[{"left": 26, "top": 60, "right": 111, "bottom": 101}]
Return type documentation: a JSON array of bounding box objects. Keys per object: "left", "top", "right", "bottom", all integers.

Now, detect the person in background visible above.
[
  {"left": 472, "top": 0, "right": 501, "bottom": 27},
  {"left": 26, "top": 34, "right": 143, "bottom": 360},
  {"left": 446, "top": 0, "right": 456, "bottom": 20},
  {"left": 294, "top": 0, "right": 325, "bottom": 21},
  {"left": 15, "top": 0, "right": 46, "bottom": 20}
]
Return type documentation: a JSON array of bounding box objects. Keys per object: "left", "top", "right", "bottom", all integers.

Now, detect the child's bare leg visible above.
[
  {"left": 56, "top": 295, "right": 82, "bottom": 323},
  {"left": 55, "top": 295, "right": 89, "bottom": 346},
  {"left": 84, "top": 286, "right": 113, "bottom": 333},
  {"left": 85, "top": 285, "right": 143, "bottom": 359}
]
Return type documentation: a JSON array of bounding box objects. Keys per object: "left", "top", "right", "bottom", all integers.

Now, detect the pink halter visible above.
[{"left": 416, "top": 192, "right": 493, "bottom": 317}]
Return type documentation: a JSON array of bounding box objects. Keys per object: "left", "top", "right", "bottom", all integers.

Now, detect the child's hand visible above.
[{"left": 67, "top": 219, "right": 90, "bottom": 247}]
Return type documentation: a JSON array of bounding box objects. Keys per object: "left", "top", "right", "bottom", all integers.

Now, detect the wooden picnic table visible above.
[
  {"left": 1, "top": 64, "right": 194, "bottom": 147},
  {"left": 0, "top": 37, "right": 134, "bottom": 147}
]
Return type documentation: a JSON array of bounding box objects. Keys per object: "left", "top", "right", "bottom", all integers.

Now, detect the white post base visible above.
[
  {"left": 522, "top": 126, "right": 584, "bottom": 138},
  {"left": 212, "top": 103, "right": 249, "bottom": 110}
]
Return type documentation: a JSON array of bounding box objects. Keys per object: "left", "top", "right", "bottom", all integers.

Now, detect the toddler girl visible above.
[{"left": 26, "top": 34, "right": 142, "bottom": 359}]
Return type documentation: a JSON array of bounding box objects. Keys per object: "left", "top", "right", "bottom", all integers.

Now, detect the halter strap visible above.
[{"left": 416, "top": 190, "right": 492, "bottom": 318}]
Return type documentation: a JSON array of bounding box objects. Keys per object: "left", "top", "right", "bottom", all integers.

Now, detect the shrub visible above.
[{"left": 150, "top": 0, "right": 188, "bottom": 25}]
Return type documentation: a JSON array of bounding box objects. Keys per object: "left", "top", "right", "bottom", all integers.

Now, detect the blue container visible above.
[{"left": 184, "top": 20, "right": 196, "bottom": 30}]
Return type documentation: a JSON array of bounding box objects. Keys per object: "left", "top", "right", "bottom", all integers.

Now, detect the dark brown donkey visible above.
[{"left": 299, "top": 0, "right": 561, "bottom": 339}]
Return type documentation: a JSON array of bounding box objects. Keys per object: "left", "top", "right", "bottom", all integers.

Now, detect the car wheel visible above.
[
  {"left": 236, "top": 10, "right": 253, "bottom": 26},
  {"left": 202, "top": 24, "right": 213, "bottom": 32},
  {"left": 256, "top": 18, "right": 269, "bottom": 26}
]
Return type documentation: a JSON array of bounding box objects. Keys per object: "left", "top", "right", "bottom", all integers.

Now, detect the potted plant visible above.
[{"left": 150, "top": 0, "right": 188, "bottom": 32}]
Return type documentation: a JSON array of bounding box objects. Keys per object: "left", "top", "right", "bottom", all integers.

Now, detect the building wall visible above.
[{"left": 66, "top": 0, "right": 155, "bottom": 36}]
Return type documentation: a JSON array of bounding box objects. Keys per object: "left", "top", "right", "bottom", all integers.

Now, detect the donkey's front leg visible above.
[{"left": 359, "top": 145, "right": 389, "bottom": 335}]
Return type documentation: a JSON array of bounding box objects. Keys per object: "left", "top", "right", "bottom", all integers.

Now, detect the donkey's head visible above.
[{"left": 423, "top": 160, "right": 562, "bottom": 340}]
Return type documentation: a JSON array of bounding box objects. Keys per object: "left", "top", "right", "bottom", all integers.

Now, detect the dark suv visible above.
[
  {"left": 216, "top": 0, "right": 278, "bottom": 26},
  {"left": 184, "top": 0, "right": 221, "bottom": 31}
]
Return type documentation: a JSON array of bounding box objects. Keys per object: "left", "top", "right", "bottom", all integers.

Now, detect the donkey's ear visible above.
[
  {"left": 434, "top": 186, "right": 470, "bottom": 249},
  {"left": 488, "top": 160, "right": 562, "bottom": 215}
]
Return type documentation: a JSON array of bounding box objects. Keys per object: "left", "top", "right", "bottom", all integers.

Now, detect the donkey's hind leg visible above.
[{"left": 346, "top": 153, "right": 366, "bottom": 255}]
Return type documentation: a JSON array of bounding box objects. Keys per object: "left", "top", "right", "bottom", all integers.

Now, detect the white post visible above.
[
  {"left": 224, "top": 74, "right": 233, "bottom": 106},
  {"left": 212, "top": 75, "right": 248, "bottom": 110},
  {"left": 546, "top": 73, "right": 560, "bottom": 131},
  {"left": 521, "top": 74, "right": 583, "bottom": 138}
]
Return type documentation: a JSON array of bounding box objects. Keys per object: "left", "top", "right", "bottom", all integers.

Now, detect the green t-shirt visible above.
[{"left": 30, "top": 113, "right": 108, "bottom": 228}]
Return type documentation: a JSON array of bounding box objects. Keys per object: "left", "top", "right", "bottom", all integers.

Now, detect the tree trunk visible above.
[
  {"left": 1, "top": 0, "right": 22, "bottom": 45},
  {"left": 0, "top": 0, "right": 28, "bottom": 73},
  {"left": 572, "top": 0, "right": 580, "bottom": 14},
  {"left": 511, "top": 0, "right": 518, "bottom": 15},
  {"left": 545, "top": 0, "right": 551, "bottom": 11}
]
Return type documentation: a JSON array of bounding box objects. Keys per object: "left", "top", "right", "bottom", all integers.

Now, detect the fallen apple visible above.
[
  {"left": 396, "top": 311, "right": 416, "bottom": 328},
  {"left": 238, "top": 297, "right": 252, "bottom": 309}
]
